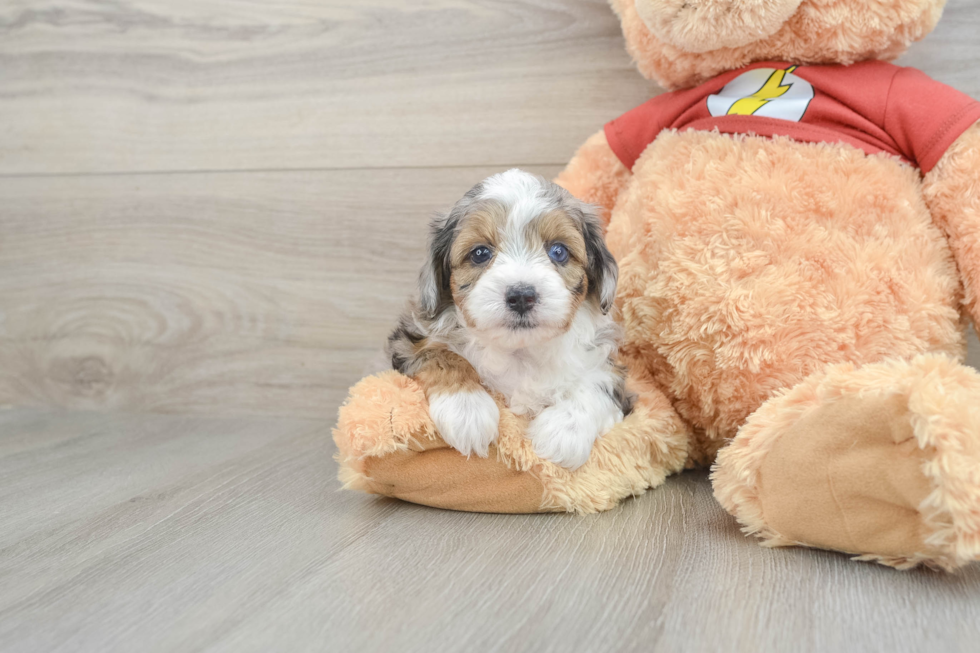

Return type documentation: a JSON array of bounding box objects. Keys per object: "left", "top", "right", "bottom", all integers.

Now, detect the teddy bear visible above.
[{"left": 334, "top": 0, "right": 980, "bottom": 571}]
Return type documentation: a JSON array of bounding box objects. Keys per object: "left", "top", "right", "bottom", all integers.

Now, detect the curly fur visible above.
[
  {"left": 608, "top": 129, "right": 965, "bottom": 442},
  {"left": 613, "top": 0, "right": 944, "bottom": 89},
  {"left": 924, "top": 122, "right": 980, "bottom": 324}
]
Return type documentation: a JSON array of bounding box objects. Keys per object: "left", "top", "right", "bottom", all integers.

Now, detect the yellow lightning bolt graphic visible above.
[{"left": 727, "top": 66, "right": 798, "bottom": 116}]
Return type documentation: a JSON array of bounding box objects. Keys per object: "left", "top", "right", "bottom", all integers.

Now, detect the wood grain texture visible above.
[
  {"left": 0, "top": 0, "right": 975, "bottom": 176},
  {"left": 3, "top": 161, "right": 978, "bottom": 418},
  {"left": 1, "top": 0, "right": 979, "bottom": 417},
  {"left": 0, "top": 166, "right": 558, "bottom": 417},
  {"left": 1, "top": 2, "right": 979, "bottom": 651},
  {"left": 0, "top": 407, "right": 978, "bottom": 653},
  {"left": 0, "top": 0, "right": 655, "bottom": 175}
]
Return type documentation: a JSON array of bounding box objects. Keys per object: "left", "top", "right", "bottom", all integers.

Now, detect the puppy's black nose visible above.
[{"left": 505, "top": 284, "right": 537, "bottom": 315}]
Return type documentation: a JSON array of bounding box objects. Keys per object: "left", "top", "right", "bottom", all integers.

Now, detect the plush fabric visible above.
[
  {"left": 612, "top": 0, "right": 944, "bottom": 90},
  {"left": 554, "top": 130, "right": 632, "bottom": 227},
  {"left": 713, "top": 354, "right": 980, "bottom": 570},
  {"left": 334, "top": 0, "right": 980, "bottom": 570},
  {"left": 924, "top": 123, "right": 980, "bottom": 326},
  {"left": 606, "top": 130, "right": 965, "bottom": 444},
  {"left": 335, "top": 365, "right": 691, "bottom": 514}
]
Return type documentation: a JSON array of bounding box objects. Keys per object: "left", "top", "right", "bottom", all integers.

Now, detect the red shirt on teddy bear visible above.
[{"left": 605, "top": 60, "right": 980, "bottom": 173}]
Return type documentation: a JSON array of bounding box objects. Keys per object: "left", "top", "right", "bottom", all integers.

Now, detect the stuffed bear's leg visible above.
[
  {"left": 712, "top": 354, "right": 980, "bottom": 571},
  {"left": 334, "top": 364, "right": 692, "bottom": 514}
]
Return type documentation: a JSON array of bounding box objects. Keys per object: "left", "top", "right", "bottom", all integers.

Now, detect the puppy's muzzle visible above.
[{"left": 505, "top": 284, "right": 538, "bottom": 316}]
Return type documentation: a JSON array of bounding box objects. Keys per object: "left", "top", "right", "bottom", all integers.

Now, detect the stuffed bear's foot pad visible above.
[
  {"left": 755, "top": 393, "right": 932, "bottom": 559},
  {"left": 713, "top": 354, "right": 980, "bottom": 570},
  {"left": 362, "top": 446, "right": 547, "bottom": 513}
]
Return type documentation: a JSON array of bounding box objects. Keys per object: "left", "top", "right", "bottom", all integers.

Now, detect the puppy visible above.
[{"left": 387, "top": 169, "right": 632, "bottom": 470}]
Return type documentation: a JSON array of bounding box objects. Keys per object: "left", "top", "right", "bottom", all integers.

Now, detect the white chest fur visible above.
[{"left": 453, "top": 309, "right": 621, "bottom": 416}]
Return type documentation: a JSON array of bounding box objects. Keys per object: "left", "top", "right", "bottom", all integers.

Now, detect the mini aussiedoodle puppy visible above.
[{"left": 387, "top": 169, "right": 632, "bottom": 469}]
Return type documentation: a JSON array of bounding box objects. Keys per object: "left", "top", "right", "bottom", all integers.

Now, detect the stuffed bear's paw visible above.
[
  {"left": 428, "top": 389, "right": 500, "bottom": 458},
  {"left": 528, "top": 399, "right": 620, "bottom": 470}
]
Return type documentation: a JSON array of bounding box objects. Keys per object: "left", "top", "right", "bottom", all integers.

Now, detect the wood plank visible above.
[
  {"left": 1, "top": 0, "right": 979, "bottom": 417},
  {"left": 0, "top": 408, "right": 977, "bottom": 653},
  {"left": 0, "top": 0, "right": 655, "bottom": 175},
  {"left": 2, "top": 162, "right": 979, "bottom": 418},
  {"left": 1, "top": 0, "right": 974, "bottom": 176},
  {"left": 0, "top": 166, "right": 559, "bottom": 417}
]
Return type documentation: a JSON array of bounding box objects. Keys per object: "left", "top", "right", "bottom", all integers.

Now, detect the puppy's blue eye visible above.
[
  {"left": 548, "top": 243, "right": 569, "bottom": 264},
  {"left": 470, "top": 246, "right": 492, "bottom": 265}
]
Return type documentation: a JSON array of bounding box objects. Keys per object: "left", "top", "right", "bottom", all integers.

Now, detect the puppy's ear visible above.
[
  {"left": 579, "top": 204, "right": 618, "bottom": 314},
  {"left": 418, "top": 213, "right": 455, "bottom": 319},
  {"left": 418, "top": 182, "right": 484, "bottom": 319}
]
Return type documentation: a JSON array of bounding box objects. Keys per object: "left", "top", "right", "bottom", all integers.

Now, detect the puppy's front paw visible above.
[
  {"left": 428, "top": 389, "right": 500, "bottom": 457},
  {"left": 528, "top": 404, "right": 604, "bottom": 471}
]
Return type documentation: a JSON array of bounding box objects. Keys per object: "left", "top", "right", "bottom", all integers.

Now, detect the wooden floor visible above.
[
  {"left": 3, "top": 408, "right": 980, "bottom": 653},
  {"left": 2, "top": 1, "right": 980, "bottom": 651}
]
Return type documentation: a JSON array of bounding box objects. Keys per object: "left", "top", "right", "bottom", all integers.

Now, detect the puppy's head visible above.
[{"left": 419, "top": 169, "right": 617, "bottom": 348}]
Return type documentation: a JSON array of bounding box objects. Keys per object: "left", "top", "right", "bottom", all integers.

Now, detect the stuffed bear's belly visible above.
[{"left": 608, "top": 130, "right": 966, "bottom": 442}]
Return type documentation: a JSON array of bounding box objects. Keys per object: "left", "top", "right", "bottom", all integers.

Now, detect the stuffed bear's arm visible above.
[
  {"left": 555, "top": 130, "right": 632, "bottom": 228},
  {"left": 923, "top": 121, "right": 980, "bottom": 325},
  {"left": 333, "top": 358, "right": 693, "bottom": 514}
]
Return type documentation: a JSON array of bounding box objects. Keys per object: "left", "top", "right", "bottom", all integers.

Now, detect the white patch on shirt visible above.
[{"left": 707, "top": 66, "right": 814, "bottom": 122}]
